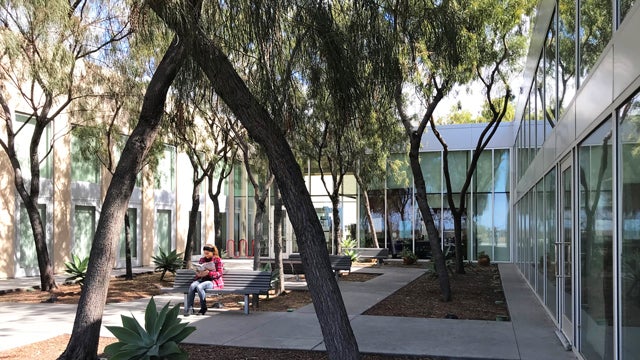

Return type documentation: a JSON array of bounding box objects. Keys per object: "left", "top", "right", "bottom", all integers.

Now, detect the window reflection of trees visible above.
[
  {"left": 557, "top": 0, "right": 577, "bottom": 119},
  {"left": 578, "top": 119, "right": 613, "bottom": 360},
  {"left": 578, "top": 0, "right": 612, "bottom": 86},
  {"left": 619, "top": 93, "right": 640, "bottom": 360}
]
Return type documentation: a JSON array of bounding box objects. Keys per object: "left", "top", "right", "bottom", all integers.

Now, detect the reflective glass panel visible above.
[
  {"left": 619, "top": 92, "right": 640, "bottom": 359},
  {"left": 73, "top": 206, "right": 95, "bottom": 259},
  {"left": 558, "top": 0, "right": 577, "bottom": 117},
  {"left": 578, "top": 0, "right": 612, "bottom": 86},
  {"left": 578, "top": 119, "right": 613, "bottom": 360}
]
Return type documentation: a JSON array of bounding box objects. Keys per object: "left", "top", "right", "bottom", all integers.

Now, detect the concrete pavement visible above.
[{"left": 0, "top": 262, "right": 576, "bottom": 359}]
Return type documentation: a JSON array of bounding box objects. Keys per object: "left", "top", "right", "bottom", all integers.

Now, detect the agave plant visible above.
[
  {"left": 341, "top": 237, "right": 360, "bottom": 262},
  {"left": 152, "top": 249, "right": 184, "bottom": 280},
  {"left": 105, "top": 297, "right": 196, "bottom": 360},
  {"left": 63, "top": 254, "right": 89, "bottom": 287}
]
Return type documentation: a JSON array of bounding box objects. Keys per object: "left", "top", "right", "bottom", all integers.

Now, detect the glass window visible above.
[
  {"left": 71, "top": 134, "right": 99, "bottom": 183},
  {"left": 578, "top": 0, "right": 612, "bottom": 86},
  {"left": 155, "top": 145, "right": 176, "bottom": 190},
  {"left": 494, "top": 149, "right": 510, "bottom": 192},
  {"left": 387, "top": 153, "right": 412, "bottom": 189},
  {"left": 545, "top": 168, "right": 557, "bottom": 318},
  {"left": 156, "top": 209, "right": 172, "bottom": 255},
  {"left": 446, "top": 151, "right": 469, "bottom": 191},
  {"left": 473, "top": 193, "right": 492, "bottom": 257},
  {"left": 558, "top": 0, "right": 577, "bottom": 117},
  {"left": 536, "top": 61, "right": 544, "bottom": 153},
  {"left": 73, "top": 206, "right": 96, "bottom": 259},
  {"left": 494, "top": 193, "right": 510, "bottom": 262},
  {"left": 545, "top": 15, "right": 557, "bottom": 134},
  {"left": 619, "top": 92, "right": 640, "bottom": 359},
  {"left": 578, "top": 119, "right": 613, "bottom": 360},
  {"left": 474, "top": 150, "right": 493, "bottom": 193},
  {"left": 18, "top": 204, "right": 49, "bottom": 269},
  {"left": 619, "top": 0, "right": 636, "bottom": 25},
  {"left": 536, "top": 181, "right": 545, "bottom": 299},
  {"left": 359, "top": 188, "right": 385, "bottom": 248},
  {"left": 14, "top": 113, "right": 52, "bottom": 179},
  {"left": 420, "top": 151, "right": 441, "bottom": 193}
]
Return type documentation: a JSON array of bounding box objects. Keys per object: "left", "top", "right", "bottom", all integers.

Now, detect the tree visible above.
[
  {"left": 0, "top": 0, "right": 132, "bottom": 292},
  {"left": 433, "top": 0, "right": 532, "bottom": 274},
  {"left": 148, "top": 1, "right": 362, "bottom": 358},
  {"left": 59, "top": 28, "right": 187, "bottom": 358}
]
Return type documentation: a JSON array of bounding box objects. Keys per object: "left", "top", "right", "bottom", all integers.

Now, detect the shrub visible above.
[
  {"left": 152, "top": 249, "right": 184, "bottom": 280},
  {"left": 105, "top": 297, "right": 196, "bottom": 360},
  {"left": 64, "top": 254, "right": 89, "bottom": 287}
]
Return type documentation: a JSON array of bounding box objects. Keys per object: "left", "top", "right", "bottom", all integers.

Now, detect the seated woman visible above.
[{"left": 186, "top": 244, "right": 224, "bottom": 315}]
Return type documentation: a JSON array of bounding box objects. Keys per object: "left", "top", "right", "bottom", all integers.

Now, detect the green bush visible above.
[
  {"left": 152, "top": 249, "right": 184, "bottom": 280},
  {"left": 105, "top": 297, "right": 196, "bottom": 360},
  {"left": 64, "top": 254, "right": 89, "bottom": 287}
]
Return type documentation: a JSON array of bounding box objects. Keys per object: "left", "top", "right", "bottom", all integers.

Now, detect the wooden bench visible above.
[
  {"left": 260, "top": 254, "right": 352, "bottom": 279},
  {"left": 161, "top": 269, "right": 271, "bottom": 314},
  {"left": 353, "top": 248, "right": 389, "bottom": 265}
]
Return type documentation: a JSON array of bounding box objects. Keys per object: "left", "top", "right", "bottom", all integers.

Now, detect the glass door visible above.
[{"left": 559, "top": 156, "right": 574, "bottom": 343}]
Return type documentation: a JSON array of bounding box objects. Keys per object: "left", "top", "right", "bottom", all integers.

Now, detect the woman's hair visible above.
[{"left": 203, "top": 244, "right": 219, "bottom": 257}]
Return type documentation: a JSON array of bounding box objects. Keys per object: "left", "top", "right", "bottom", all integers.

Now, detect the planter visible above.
[
  {"left": 477, "top": 256, "right": 491, "bottom": 266},
  {"left": 403, "top": 257, "right": 417, "bottom": 265}
]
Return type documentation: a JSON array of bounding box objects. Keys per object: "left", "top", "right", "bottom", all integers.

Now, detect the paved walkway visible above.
[{"left": 0, "top": 262, "right": 576, "bottom": 359}]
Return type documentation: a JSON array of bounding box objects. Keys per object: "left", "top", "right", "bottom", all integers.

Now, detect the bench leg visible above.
[
  {"left": 243, "top": 294, "right": 250, "bottom": 314},
  {"left": 183, "top": 293, "right": 189, "bottom": 314}
]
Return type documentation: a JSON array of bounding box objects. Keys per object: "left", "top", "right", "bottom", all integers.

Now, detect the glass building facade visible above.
[{"left": 513, "top": 0, "right": 640, "bottom": 358}]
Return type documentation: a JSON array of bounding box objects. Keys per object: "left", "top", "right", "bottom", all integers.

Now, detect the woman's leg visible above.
[
  {"left": 197, "top": 281, "right": 214, "bottom": 314},
  {"left": 186, "top": 281, "right": 199, "bottom": 315}
]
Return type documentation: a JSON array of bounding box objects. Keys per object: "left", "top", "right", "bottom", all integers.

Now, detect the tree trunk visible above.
[
  {"left": 124, "top": 213, "right": 133, "bottom": 280},
  {"left": 453, "top": 212, "right": 465, "bottom": 274},
  {"left": 409, "top": 135, "right": 451, "bottom": 301},
  {"left": 148, "top": 4, "right": 360, "bottom": 357},
  {"left": 331, "top": 194, "right": 342, "bottom": 255},
  {"left": 273, "top": 186, "right": 285, "bottom": 295},
  {"left": 58, "top": 35, "right": 186, "bottom": 360},
  {"left": 184, "top": 188, "right": 200, "bottom": 269},
  {"left": 252, "top": 196, "right": 266, "bottom": 270},
  {"left": 1, "top": 93, "right": 57, "bottom": 291},
  {"left": 355, "top": 174, "right": 379, "bottom": 248},
  {"left": 26, "top": 197, "right": 57, "bottom": 291}
]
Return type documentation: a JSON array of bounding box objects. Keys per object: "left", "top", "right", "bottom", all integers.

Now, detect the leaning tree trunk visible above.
[
  {"left": 58, "top": 36, "right": 186, "bottom": 360},
  {"left": 148, "top": 3, "right": 360, "bottom": 357},
  {"left": 354, "top": 173, "right": 379, "bottom": 248},
  {"left": 409, "top": 135, "right": 451, "bottom": 301},
  {"left": 272, "top": 186, "right": 285, "bottom": 295}
]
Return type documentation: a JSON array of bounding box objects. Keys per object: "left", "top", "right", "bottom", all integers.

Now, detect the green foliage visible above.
[
  {"left": 104, "top": 297, "right": 196, "bottom": 360},
  {"left": 402, "top": 248, "right": 417, "bottom": 264},
  {"left": 341, "top": 237, "right": 359, "bottom": 262},
  {"left": 152, "top": 249, "right": 184, "bottom": 281},
  {"left": 64, "top": 254, "right": 89, "bottom": 287}
]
